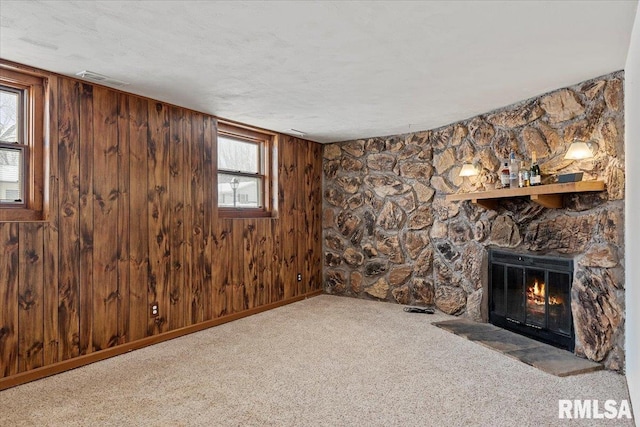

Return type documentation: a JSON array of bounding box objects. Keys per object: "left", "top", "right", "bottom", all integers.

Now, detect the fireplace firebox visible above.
[{"left": 488, "top": 249, "right": 574, "bottom": 352}]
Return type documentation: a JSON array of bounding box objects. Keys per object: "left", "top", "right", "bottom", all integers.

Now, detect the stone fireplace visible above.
[
  {"left": 322, "top": 71, "right": 625, "bottom": 371},
  {"left": 488, "top": 249, "right": 574, "bottom": 352}
]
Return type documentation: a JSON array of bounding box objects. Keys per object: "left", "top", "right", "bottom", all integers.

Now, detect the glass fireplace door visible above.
[
  {"left": 547, "top": 271, "right": 572, "bottom": 337},
  {"left": 488, "top": 249, "right": 574, "bottom": 352},
  {"left": 525, "top": 268, "right": 546, "bottom": 328}
]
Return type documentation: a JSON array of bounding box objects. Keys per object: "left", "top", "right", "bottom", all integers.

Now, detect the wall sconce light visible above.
[
  {"left": 564, "top": 141, "right": 594, "bottom": 160},
  {"left": 559, "top": 140, "right": 594, "bottom": 182},
  {"left": 459, "top": 163, "right": 479, "bottom": 177}
]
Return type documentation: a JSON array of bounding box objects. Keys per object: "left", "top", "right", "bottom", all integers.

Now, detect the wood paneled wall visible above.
[{"left": 0, "top": 74, "right": 323, "bottom": 385}]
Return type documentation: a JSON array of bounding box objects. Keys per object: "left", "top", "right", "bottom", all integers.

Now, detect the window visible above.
[
  {"left": 1, "top": 85, "right": 27, "bottom": 206},
  {"left": 217, "top": 122, "right": 274, "bottom": 217},
  {"left": 0, "top": 63, "right": 46, "bottom": 221}
]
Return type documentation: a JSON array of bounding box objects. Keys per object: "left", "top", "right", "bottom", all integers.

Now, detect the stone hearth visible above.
[{"left": 322, "top": 71, "right": 625, "bottom": 371}]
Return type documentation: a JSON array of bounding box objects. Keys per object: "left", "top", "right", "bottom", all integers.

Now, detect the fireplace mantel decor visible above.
[{"left": 445, "top": 181, "right": 606, "bottom": 209}]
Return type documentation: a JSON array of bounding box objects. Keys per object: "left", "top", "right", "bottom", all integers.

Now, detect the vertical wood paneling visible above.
[
  {"left": 280, "top": 136, "right": 297, "bottom": 299},
  {"left": 0, "top": 72, "right": 324, "bottom": 384},
  {"left": 202, "top": 117, "right": 215, "bottom": 321},
  {"left": 190, "top": 112, "right": 205, "bottom": 323},
  {"left": 43, "top": 76, "right": 60, "bottom": 365},
  {"left": 270, "top": 218, "right": 283, "bottom": 303},
  {"left": 31, "top": 81, "right": 46, "bottom": 212},
  {"left": 117, "top": 93, "right": 131, "bottom": 345},
  {"left": 78, "top": 83, "right": 94, "bottom": 355},
  {"left": 311, "top": 142, "right": 323, "bottom": 290},
  {"left": 306, "top": 141, "right": 323, "bottom": 292},
  {"left": 169, "top": 106, "right": 185, "bottom": 330},
  {"left": 243, "top": 221, "right": 258, "bottom": 309},
  {"left": 92, "top": 87, "right": 120, "bottom": 351},
  {"left": 255, "top": 220, "right": 268, "bottom": 307},
  {"left": 232, "top": 220, "right": 246, "bottom": 313},
  {"left": 147, "top": 101, "right": 170, "bottom": 335},
  {"left": 128, "top": 96, "right": 149, "bottom": 342},
  {"left": 18, "top": 223, "right": 44, "bottom": 372},
  {"left": 297, "top": 138, "right": 308, "bottom": 296},
  {"left": 182, "top": 111, "right": 194, "bottom": 325},
  {"left": 222, "top": 220, "right": 234, "bottom": 314},
  {"left": 211, "top": 222, "right": 227, "bottom": 318},
  {"left": 0, "top": 223, "right": 20, "bottom": 377},
  {"left": 57, "top": 78, "right": 81, "bottom": 361}
]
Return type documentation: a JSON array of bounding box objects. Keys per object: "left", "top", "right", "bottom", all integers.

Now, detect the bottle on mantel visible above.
[
  {"left": 500, "top": 161, "right": 510, "bottom": 188},
  {"left": 530, "top": 151, "right": 541, "bottom": 186},
  {"left": 518, "top": 160, "right": 529, "bottom": 187},
  {"left": 509, "top": 151, "right": 519, "bottom": 189}
]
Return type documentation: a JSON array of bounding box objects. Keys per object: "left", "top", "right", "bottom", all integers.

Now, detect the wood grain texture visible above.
[
  {"left": 147, "top": 101, "right": 170, "bottom": 335},
  {"left": 43, "top": 76, "right": 60, "bottom": 365},
  {"left": 279, "top": 136, "right": 297, "bottom": 300},
  {"left": 91, "top": 87, "right": 120, "bottom": 351},
  {"left": 306, "top": 141, "right": 323, "bottom": 292},
  {"left": 0, "top": 72, "right": 323, "bottom": 384},
  {"left": 57, "top": 78, "right": 81, "bottom": 361},
  {"left": 243, "top": 221, "right": 258, "bottom": 309},
  {"left": 190, "top": 112, "right": 205, "bottom": 324},
  {"left": 169, "top": 106, "right": 185, "bottom": 330},
  {"left": 0, "top": 223, "right": 20, "bottom": 377},
  {"left": 18, "top": 223, "right": 45, "bottom": 372},
  {"left": 182, "top": 111, "right": 194, "bottom": 325},
  {"left": 232, "top": 220, "right": 246, "bottom": 313},
  {"left": 127, "top": 96, "right": 149, "bottom": 342},
  {"left": 78, "top": 83, "right": 94, "bottom": 356},
  {"left": 270, "top": 218, "right": 283, "bottom": 304},
  {"left": 202, "top": 117, "right": 215, "bottom": 321},
  {"left": 116, "top": 93, "right": 131, "bottom": 345}
]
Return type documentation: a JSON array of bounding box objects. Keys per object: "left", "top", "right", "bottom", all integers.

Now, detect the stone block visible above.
[
  {"left": 486, "top": 100, "right": 544, "bottom": 128},
  {"left": 468, "top": 117, "right": 495, "bottom": 146},
  {"left": 323, "top": 144, "right": 341, "bottom": 160},
  {"left": 435, "top": 285, "right": 467, "bottom": 315},
  {"left": 604, "top": 78, "right": 623, "bottom": 112},
  {"left": 341, "top": 140, "right": 365, "bottom": 157},
  {"left": 376, "top": 201, "right": 406, "bottom": 230},
  {"left": 490, "top": 215, "right": 521, "bottom": 248},
  {"left": 407, "top": 205, "right": 433, "bottom": 230},
  {"left": 540, "top": 89, "right": 585, "bottom": 123},
  {"left": 367, "top": 153, "right": 397, "bottom": 171},
  {"left": 366, "top": 278, "right": 390, "bottom": 299},
  {"left": 389, "top": 265, "right": 413, "bottom": 287},
  {"left": 412, "top": 278, "right": 435, "bottom": 305},
  {"left": 392, "top": 285, "right": 411, "bottom": 304}
]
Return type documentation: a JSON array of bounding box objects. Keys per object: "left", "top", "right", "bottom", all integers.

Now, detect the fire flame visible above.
[{"left": 527, "top": 279, "right": 563, "bottom": 306}]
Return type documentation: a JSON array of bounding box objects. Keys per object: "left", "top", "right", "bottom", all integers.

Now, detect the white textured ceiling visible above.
[{"left": 1, "top": 1, "right": 637, "bottom": 143}]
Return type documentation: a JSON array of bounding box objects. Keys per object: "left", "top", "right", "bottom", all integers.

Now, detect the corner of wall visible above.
[{"left": 624, "top": 1, "right": 640, "bottom": 419}]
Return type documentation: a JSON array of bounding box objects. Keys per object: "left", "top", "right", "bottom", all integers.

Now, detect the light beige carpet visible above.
[{"left": 0, "top": 295, "right": 634, "bottom": 426}]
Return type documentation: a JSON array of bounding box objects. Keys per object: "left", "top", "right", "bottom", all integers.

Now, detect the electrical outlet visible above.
[
  {"left": 150, "top": 303, "right": 159, "bottom": 317},
  {"left": 297, "top": 273, "right": 302, "bottom": 282}
]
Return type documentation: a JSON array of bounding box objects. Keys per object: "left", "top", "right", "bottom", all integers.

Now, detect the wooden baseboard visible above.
[{"left": 0, "top": 290, "right": 323, "bottom": 391}]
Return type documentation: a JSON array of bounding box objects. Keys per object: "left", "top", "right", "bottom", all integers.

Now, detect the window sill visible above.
[
  {"left": 0, "top": 208, "right": 45, "bottom": 222},
  {"left": 218, "top": 208, "right": 274, "bottom": 219}
]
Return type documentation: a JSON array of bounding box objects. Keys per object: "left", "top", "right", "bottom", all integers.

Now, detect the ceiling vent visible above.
[
  {"left": 287, "top": 129, "right": 306, "bottom": 137},
  {"left": 75, "top": 70, "right": 129, "bottom": 87}
]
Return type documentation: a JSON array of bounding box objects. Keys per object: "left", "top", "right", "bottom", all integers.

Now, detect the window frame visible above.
[
  {"left": 0, "top": 63, "right": 47, "bottom": 221},
  {"left": 217, "top": 121, "right": 275, "bottom": 218},
  {"left": 0, "top": 142, "right": 29, "bottom": 208}
]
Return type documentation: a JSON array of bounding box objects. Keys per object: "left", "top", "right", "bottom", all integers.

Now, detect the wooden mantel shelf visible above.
[{"left": 445, "top": 181, "right": 606, "bottom": 209}]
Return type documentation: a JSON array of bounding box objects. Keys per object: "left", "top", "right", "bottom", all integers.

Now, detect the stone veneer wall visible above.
[{"left": 322, "top": 71, "right": 625, "bottom": 371}]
